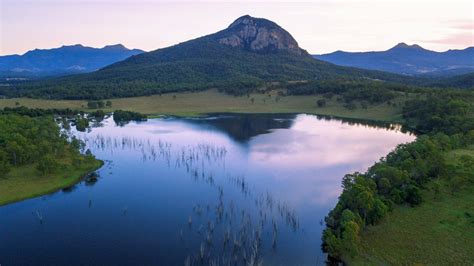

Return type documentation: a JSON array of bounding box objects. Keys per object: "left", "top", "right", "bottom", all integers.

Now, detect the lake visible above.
[{"left": 0, "top": 113, "right": 415, "bottom": 265}]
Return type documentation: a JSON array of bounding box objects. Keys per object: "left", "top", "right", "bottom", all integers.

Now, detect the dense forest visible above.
[
  {"left": 1, "top": 66, "right": 470, "bottom": 101},
  {"left": 322, "top": 92, "right": 474, "bottom": 261},
  {"left": 284, "top": 80, "right": 400, "bottom": 104},
  {"left": 430, "top": 72, "right": 474, "bottom": 89},
  {"left": 0, "top": 113, "right": 96, "bottom": 177}
]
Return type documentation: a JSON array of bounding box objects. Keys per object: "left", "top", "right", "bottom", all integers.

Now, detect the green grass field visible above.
[
  {"left": 0, "top": 90, "right": 406, "bottom": 122},
  {"left": 351, "top": 147, "right": 474, "bottom": 265},
  {"left": 0, "top": 155, "right": 103, "bottom": 206}
]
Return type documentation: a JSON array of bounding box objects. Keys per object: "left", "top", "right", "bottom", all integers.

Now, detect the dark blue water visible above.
[{"left": 0, "top": 114, "right": 414, "bottom": 265}]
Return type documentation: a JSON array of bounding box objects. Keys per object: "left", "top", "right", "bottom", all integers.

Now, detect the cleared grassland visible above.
[
  {"left": 0, "top": 155, "right": 103, "bottom": 206},
  {"left": 0, "top": 90, "right": 405, "bottom": 122},
  {"left": 351, "top": 147, "right": 474, "bottom": 265}
]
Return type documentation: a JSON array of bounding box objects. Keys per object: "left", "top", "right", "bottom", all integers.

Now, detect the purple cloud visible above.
[{"left": 425, "top": 32, "right": 474, "bottom": 46}]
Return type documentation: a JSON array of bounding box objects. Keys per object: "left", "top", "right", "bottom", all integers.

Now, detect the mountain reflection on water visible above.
[
  {"left": 183, "top": 114, "right": 296, "bottom": 142},
  {"left": 0, "top": 113, "right": 415, "bottom": 265}
]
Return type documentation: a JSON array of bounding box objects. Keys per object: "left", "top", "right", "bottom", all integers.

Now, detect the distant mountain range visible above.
[
  {"left": 314, "top": 43, "right": 474, "bottom": 77},
  {"left": 7, "top": 15, "right": 416, "bottom": 99},
  {"left": 0, "top": 44, "right": 143, "bottom": 77}
]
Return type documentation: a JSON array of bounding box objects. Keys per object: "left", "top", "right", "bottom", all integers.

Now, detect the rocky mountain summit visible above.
[
  {"left": 217, "top": 15, "right": 304, "bottom": 54},
  {"left": 9, "top": 15, "right": 412, "bottom": 99}
]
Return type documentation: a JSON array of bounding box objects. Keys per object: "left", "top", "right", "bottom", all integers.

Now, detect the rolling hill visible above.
[
  {"left": 2, "top": 15, "right": 418, "bottom": 99},
  {"left": 0, "top": 44, "right": 143, "bottom": 77},
  {"left": 431, "top": 72, "right": 474, "bottom": 89},
  {"left": 314, "top": 43, "right": 474, "bottom": 76}
]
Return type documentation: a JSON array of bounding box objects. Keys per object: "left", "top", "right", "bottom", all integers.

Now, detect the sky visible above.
[{"left": 0, "top": 0, "right": 473, "bottom": 56}]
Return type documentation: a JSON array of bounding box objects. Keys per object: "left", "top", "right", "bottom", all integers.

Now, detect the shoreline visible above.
[{"left": 0, "top": 159, "right": 104, "bottom": 207}]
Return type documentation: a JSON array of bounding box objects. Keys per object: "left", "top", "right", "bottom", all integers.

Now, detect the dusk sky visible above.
[{"left": 1, "top": 0, "right": 473, "bottom": 56}]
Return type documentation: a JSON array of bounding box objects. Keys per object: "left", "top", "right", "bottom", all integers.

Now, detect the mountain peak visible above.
[
  {"left": 391, "top": 42, "right": 425, "bottom": 50},
  {"left": 103, "top": 44, "right": 127, "bottom": 51},
  {"left": 228, "top": 15, "right": 254, "bottom": 28},
  {"left": 218, "top": 15, "right": 303, "bottom": 54},
  {"left": 61, "top": 44, "right": 84, "bottom": 48}
]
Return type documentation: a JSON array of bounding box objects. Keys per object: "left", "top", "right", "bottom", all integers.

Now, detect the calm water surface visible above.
[{"left": 0, "top": 114, "right": 415, "bottom": 265}]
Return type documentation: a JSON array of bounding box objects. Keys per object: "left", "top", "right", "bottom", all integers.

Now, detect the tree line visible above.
[{"left": 284, "top": 80, "right": 400, "bottom": 104}]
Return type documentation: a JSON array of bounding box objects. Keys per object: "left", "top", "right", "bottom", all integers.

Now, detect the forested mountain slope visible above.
[{"left": 3, "top": 15, "right": 415, "bottom": 99}]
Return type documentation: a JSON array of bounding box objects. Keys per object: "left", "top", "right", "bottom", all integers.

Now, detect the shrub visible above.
[
  {"left": 75, "top": 117, "right": 89, "bottom": 132},
  {"left": 87, "top": 100, "right": 105, "bottom": 109},
  {"left": 316, "top": 99, "right": 327, "bottom": 107}
]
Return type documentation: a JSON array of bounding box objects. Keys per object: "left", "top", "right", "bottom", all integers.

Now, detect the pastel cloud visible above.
[
  {"left": 417, "top": 19, "right": 474, "bottom": 48},
  {"left": 425, "top": 33, "right": 474, "bottom": 46},
  {"left": 453, "top": 24, "right": 474, "bottom": 30}
]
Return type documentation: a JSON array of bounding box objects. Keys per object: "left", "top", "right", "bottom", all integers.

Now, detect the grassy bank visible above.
[
  {"left": 0, "top": 90, "right": 406, "bottom": 122},
  {"left": 0, "top": 155, "right": 103, "bottom": 206},
  {"left": 350, "top": 147, "right": 474, "bottom": 265}
]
